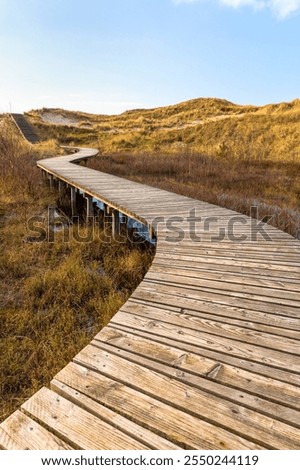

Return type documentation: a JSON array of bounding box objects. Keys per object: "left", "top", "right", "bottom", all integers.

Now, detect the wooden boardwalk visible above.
[
  {"left": 1, "top": 146, "right": 300, "bottom": 450},
  {"left": 10, "top": 114, "right": 40, "bottom": 144}
]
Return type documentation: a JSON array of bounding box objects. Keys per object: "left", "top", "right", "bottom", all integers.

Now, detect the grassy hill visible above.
[{"left": 26, "top": 97, "right": 300, "bottom": 160}]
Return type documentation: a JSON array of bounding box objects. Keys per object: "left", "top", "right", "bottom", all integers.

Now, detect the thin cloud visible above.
[
  {"left": 221, "top": 0, "right": 265, "bottom": 11},
  {"left": 269, "top": 0, "right": 300, "bottom": 19},
  {"left": 173, "top": 0, "right": 300, "bottom": 19}
]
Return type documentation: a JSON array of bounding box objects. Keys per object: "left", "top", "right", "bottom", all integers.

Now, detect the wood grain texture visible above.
[
  {"left": 54, "top": 362, "right": 264, "bottom": 450},
  {"left": 74, "top": 344, "right": 300, "bottom": 449},
  {"left": 50, "top": 380, "right": 180, "bottom": 450},
  {"left": 0, "top": 411, "right": 72, "bottom": 450},
  {"left": 22, "top": 388, "right": 150, "bottom": 450}
]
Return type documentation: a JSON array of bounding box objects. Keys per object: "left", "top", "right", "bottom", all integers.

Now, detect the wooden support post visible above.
[
  {"left": 112, "top": 209, "right": 120, "bottom": 237},
  {"left": 84, "top": 194, "right": 94, "bottom": 224},
  {"left": 121, "top": 215, "right": 128, "bottom": 237},
  {"left": 58, "top": 180, "right": 64, "bottom": 196},
  {"left": 97, "top": 205, "right": 104, "bottom": 228},
  {"left": 103, "top": 203, "right": 109, "bottom": 233},
  {"left": 149, "top": 225, "right": 154, "bottom": 240},
  {"left": 48, "top": 174, "right": 54, "bottom": 188},
  {"left": 70, "top": 187, "right": 77, "bottom": 217}
]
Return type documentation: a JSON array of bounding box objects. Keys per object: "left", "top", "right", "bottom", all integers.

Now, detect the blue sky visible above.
[{"left": 0, "top": 0, "right": 299, "bottom": 114}]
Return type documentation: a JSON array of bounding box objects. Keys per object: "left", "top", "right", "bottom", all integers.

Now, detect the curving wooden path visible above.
[
  {"left": 1, "top": 144, "right": 300, "bottom": 450},
  {"left": 10, "top": 113, "right": 40, "bottom": 144}
]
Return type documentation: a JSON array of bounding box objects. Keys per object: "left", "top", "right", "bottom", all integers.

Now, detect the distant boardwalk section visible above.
[{"left": 10, "top": 113, "right": 40, "bottom": 144}]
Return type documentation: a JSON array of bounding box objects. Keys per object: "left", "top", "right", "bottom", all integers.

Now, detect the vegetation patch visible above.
[{"left": 26, "top": 97, "right": 300, "bottom": 159}]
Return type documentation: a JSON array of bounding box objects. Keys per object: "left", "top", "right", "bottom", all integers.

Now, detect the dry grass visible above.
[
  {"left": 26, "top": 98, "right": 300, "bottom": 160},
  {"left": 0, "top": 118, "right": 154, "bottom": 421}
]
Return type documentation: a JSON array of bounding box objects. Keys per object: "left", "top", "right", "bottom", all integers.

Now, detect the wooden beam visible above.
[
  {"left": 112, "top": 209, "right": 120, "bottom": 237},
  {"left": 84, "top": 193, "right": 94, "bottom": 224},
  {"left": 58, "top": 179, "right": 65, "bottom": 196},
  {"left": 70, "top": 186, "right": 77, "bottom": 217},
  {"left": 48, "top": 174, "right": 54, "bottom": 188}
]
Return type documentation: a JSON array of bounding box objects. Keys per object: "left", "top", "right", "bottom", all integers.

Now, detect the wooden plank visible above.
[
  {"left": 115, "top": 321, "right": 300, "bottom": 387},
  {"left": 153, "top": 253, "right": 300, "bottom": 275},
  {"left": 153, "top": 256, "right": 300, "bottom": 280},
  {"left": 54, "top": 362, "right": 264, "bottom": 450},
  {"left": 95, "top": 325, "right": 216, "bottom": 374},
  {"left": 51, "top": 380, "right": 180, "bottom": 450},
  {"left": 21, "top": 388, "right": 150, "bottom": 450},
  {"left": 157, "top": 228, "right": 293, "bottom": 240},
  {"left": 0, "top": 411, "right": 72, "bottom": 450},
  {"left": 159, "top": 243, "right": 300, "bottom": 256},
  {"left": 93, "top": 327, "right": 300, "bottom": 427},
  {"left": 74, "top": 344, "right": 300, "bottom": 449},
  {"left": 128, "top": 291, "right": 300, "bottom": 330},
  {"left": 150, "top": 263, "right": 300, "bottom": 292},
  {"left": 134, "top": 282, "right": 300, "bottom": 317},
  {"left": 145, "top": 270, "right": 300, "bottom": 302},
  {"left": 122, "top": 294, "right": 300, "bottom": 354},
  {"left": 157, "top": 249, "right": 300, "bottom": 263},
  {"left": 125, "top": 297, "right": 300, "bottom": 340},
  {"left": 157, "top": 240, "right": 300, "bottom": 253},
  {"left": 110, "top": 311, "right": 300, "bottom": 376},
  {"left": 101, "top": 324, "right": 300, "bottom": 411}
]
